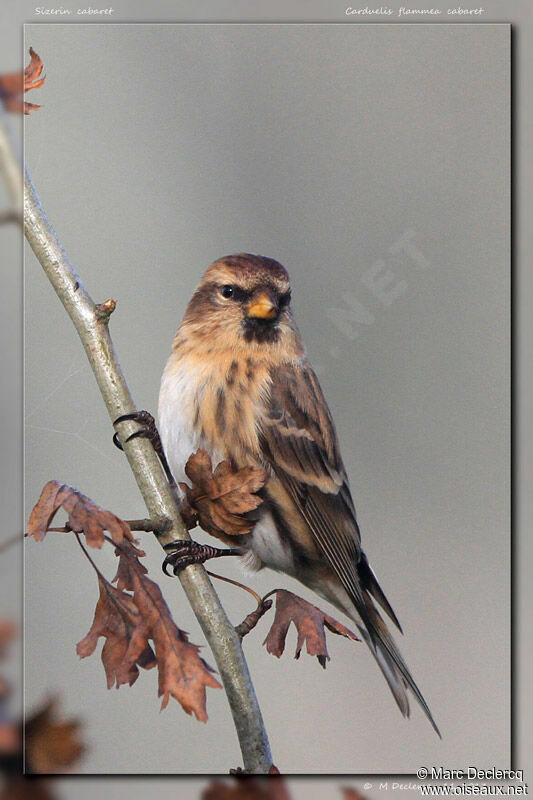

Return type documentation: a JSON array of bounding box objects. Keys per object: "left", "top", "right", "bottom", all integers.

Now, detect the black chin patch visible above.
[{"left": 242, "top": 317, "right": 280, "bottom": 344}]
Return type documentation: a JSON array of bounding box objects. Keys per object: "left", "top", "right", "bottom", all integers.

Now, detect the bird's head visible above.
[{"left": 179, "top": 254, "right": 302, "bottom": 357}]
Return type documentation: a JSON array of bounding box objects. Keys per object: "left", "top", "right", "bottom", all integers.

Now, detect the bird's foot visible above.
[
  {"left": 113, "top": 410, "right": 162, "bottom": 452},
  {"left": 162, "top": 540, "right": 241, "bottom": 575},
  {"left": 113, "top": 411, "right": 175, "bottom": 486}
]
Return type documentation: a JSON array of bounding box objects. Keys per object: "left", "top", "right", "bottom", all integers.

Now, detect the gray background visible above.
[{"left": 19, "top": 22, "right": 509, "bottom": 775}]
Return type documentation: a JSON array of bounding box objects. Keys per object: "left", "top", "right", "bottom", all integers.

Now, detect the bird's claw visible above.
[
  {"left": 113, "top": 411, "right": 175, "bottom": 485},
  {"left": 113, "top": 410, "right": 161, "bottom": 449},
  {"left": 162, "top": 540, "right": 241, "bottom": 575}
]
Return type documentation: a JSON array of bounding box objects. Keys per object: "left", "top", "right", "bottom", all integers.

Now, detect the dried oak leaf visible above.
[
  {"left": 0, "top": 777, "right": 58, "bottom": 800},
  {"left": 112, "top": 540, "right": 148, "bottom": 591},
  {"left": 263, "top": 589, "right": 359, "bottom": 668},
  {"left": 202, "top": 775, "right": 290, "bottom": 800},
  {"left": 76, "top": 574, "right": 156, "bottom": 690},
  {"left": 180, "top": 449, "right": 267, "bottom": 539},
  {"left": 125, "top": 551, "right": 221, "bottom": 717},
  {"left": 0, "top": 720, "right": 20, "bottom": 756},
  {"left": 0, "top": 48, "right": 45, "bottom": 114},
  {"left": 25, "top": 697, "right": 85, "bottom": 774},
  {"left": 27, "top": 481, "right": 134, "bottom": 548},
  {"left": 78, "top": 542, "right": 221, "bottom": 721},
  {"left": 342, "top": 789, "right": 368, "bottom": 800}
]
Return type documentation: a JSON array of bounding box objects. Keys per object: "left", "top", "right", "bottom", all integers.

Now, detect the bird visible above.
[{"left": 157, "top": 252, "right": 440, "bottom": 736}]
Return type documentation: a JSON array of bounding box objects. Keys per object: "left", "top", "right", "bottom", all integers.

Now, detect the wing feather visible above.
[
  {"left": 258, "top": 359, "right": 441, "bottom": 735},
  {"left": 259, "top": 360, "right": 363, "bottom": 605}
]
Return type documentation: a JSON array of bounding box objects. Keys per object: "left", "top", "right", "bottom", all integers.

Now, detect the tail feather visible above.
[
  {"left": 357, "top": 625, "right": 410, "bottom": 717},
  {"left": 358, "top": 551, "right": 403, "bottom": 633},
  {"left": 355, "top": 600, "right": 441, "bottom": 738}
]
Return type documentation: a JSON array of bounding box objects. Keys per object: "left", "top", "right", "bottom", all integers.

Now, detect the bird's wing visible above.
[
  {"left": 258, "top": 359, "right": 364, "bottom": 606},
  {"left": 259, "top": 361, "right": 440, "bottom": 735}
]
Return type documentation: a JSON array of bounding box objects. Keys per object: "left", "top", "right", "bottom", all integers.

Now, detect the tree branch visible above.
[
  {"left": 45, "top": 518, "right": 171, "bottom": 535},
  {"left": 0, "top": 112, "right": 272, "bottom": 773}
]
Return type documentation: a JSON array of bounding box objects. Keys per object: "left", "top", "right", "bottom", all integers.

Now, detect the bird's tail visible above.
[{"left": 354, "top": 556, "right": 441, "bottom": 737}]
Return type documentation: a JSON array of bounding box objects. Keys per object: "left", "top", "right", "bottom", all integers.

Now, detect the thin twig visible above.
[
  {"left": 44, "top": 518, "right": 170, "bottom": 535},
  {"left": 203, "top": 572, "right": 275, "bottom": 640},
  {"left": 234, "top": 600, "right": 274, "bottom": 640},
  {"left": 206, "top": 569, "right": 263, "bottom": 606},
  {"left": 74, "top": 532, "right": 108, "bottom": 582},
  {"left": 0, "top": 111, "right": 272, "bottom": 773}
]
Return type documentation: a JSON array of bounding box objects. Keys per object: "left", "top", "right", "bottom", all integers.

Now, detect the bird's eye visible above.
[
  {"left": 279, "top": 291, "right": 291, "bottom": 308},
  {"left": 220, "top": 285, "right": 234, "bottom": 299}
]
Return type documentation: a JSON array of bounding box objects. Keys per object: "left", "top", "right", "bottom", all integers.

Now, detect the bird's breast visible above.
[{"left": 158, "top": 349, "right": 272, "bottom": 483}]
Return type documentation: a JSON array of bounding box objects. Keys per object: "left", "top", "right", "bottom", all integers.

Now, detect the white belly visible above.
[
  {"left": 158, "top": 365, "right": 195, "bottom": 487},
  {"left": 158, "top": 353, "right": 293, "bottom": 575},
  {"left": 158, "top": 357, "right": 223, "bottom": 487},
  {"left": 242, "top": 511, "right": 296, "bottom": 575}
]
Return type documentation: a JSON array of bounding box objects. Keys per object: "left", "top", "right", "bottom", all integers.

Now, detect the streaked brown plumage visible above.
[{"left": 158, "top": 253, "right": 440, "bottom": 735}]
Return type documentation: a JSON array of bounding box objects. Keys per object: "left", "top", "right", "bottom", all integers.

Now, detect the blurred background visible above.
[
  {"left": 2, "top": 1, "right": 528, "bottom": 791},
  {"left": 19, "top": 22, "right": 510, "bottom": 775}
]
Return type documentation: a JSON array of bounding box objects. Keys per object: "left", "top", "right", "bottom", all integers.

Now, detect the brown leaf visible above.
[
  {"left": 124, "top": 548, "right": 221, "bottom": 718},
  {"left": 202, "top": 776, "right": 290, "bottom": 800},
  {"left": 0, "top": 777, "right": 58, "bottom": 800},
  {"left": 78, "top": 541, "right": 221, "bottom": 721},
  {"left": 76, "top": 574, "right": 156, "bottom": 689},
  {"left": 263, "top": 589, "right": 359, "bottom": 668},
  {"left": 342, "top": 790, "right": 368, "bottom": 800},
  {"left": 180, "top": 449, "right": 267, "bottom": 539},
  {"left": 0, "top": 618, "right": 18, "bottom": 763},
  {"left": 0, "top": 48, "right": 45, "bottom": 114},
  {"left": 112, "top": 541, "right": 147, "bottom": 590},
  {"left": 28, "top": 481, "right": 134, "bottom": 548},
  {"left": 0, "top": 627, "right": 82, "bottom": 791},
  {"left": 25, "top": 697, "right": 85, "bottom": 774},
  {"left": 0, "top": 620, "right": 16, "bottom": 660},
  {"left": 0, "top": 721, "right": 20, "bottom": 755},
  {"left": 0, "top": 620, "right": 16, "bottom": 699}
]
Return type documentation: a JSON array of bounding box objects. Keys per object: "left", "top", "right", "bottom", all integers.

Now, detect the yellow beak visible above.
[{"left": 246, "top": 292, "right": 278, "bottom": 320}]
